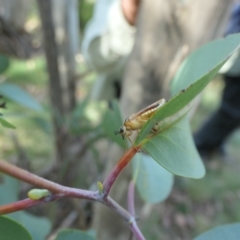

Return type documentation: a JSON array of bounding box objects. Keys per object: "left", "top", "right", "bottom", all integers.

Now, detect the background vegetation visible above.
[{"left": 0, "top": 0, "right": 240, "bottom": 240}]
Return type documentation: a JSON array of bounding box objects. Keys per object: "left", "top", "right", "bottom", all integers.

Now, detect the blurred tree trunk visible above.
[
  {"left": 0, "top": 0, "right": 39, "bottom": 58},
  {"left": 36, "top": 0, "right": 80, "bottom": 182},
  {"left": 0, "top": 0, "right": 32, "bottom": 28},
  {"left": 93, "top": 0, "right": 234, "bottom": 239}
]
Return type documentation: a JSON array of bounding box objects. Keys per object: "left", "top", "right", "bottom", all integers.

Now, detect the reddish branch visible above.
[
  {"left": 0, "top": 194, "right": 63, "bottom": 215},
  {"left": 0, "top": 156, "right": 145, "bottom": 240},
  {"left": 102, "top": 146, "right": 140, "bottom": 197},
  {"left": 0, "top": 160, "right": 96, "bottom": 200}
]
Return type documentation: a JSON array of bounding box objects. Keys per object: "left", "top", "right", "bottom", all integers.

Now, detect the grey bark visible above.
[
  {"left": 36, "top": 0, "right": 80, "bottom": 175},
  {"left": 0, "top": 0, "right": 32, "bottom": 28},
  {"left": 0, "top": 0, "right": 39, "bottom": 58}
]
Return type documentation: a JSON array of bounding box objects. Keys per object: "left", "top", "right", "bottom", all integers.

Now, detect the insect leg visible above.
[
  {"left": 127, "top": 136, "right": 135, "bottom": 147},
  {"left": 124, "top": 129, "right": 133, "bottom": 146},
  {"left": 127, "top": 136, "right": 142, "bottom": 152}
]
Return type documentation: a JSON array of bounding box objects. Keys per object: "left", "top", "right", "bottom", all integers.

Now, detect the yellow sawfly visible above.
[{"left": 115, "top": 98, "right": 166, "bottom": 145}]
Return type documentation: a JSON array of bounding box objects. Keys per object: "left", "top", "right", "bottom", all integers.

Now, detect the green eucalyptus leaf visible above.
[
  {"left": 194, "top": 223, "right": 240, "bottom": 240},
  {"left": 72, "top": 97, "right": 89, "bottom": 119},
  {"left": 8, "top": 212, "right": 51, "bottom": 240},
  {"left": 0, "top": 83, "right": 43, "bottom": 112},
  {"left": 55, "top": 229, "right": 96, "bottom": 240},
  {"left": 142, "top": 115, "right": 205, "bottom": 178},
  {"left": 0, "top": 55, "right": 10, "bottom": 74},
  {"left": 136, "top": 34, "right": 240, "bottom": 144},
  {"left": 102, "top": 100, "right": 125, "bottom": 148},
  {"left": 31, "top": 116, "right": 52, "bottom": 134},
  {"left": 172, "top": 34, "right": 240, "bottom": 96},
  {"left": 86, "top": 229, "right": 97, "bottom": 238},
  {"left": 0, "top": 175, "right": 19, "bottom": 204},
  {"left": 0, "top": 117, "right": 16, "bottom": 129},
  {"left": 0, "top": 216, "right": 32, "bottom": 240},
  {"left": 70, "top": 98, "right": 89, "bottom": 134},
  {"left": 131, "top": 34, "right": 240, "bottom": 179},
  {"left": 132, "top": 154, "right": 174, "bottom": 203}
]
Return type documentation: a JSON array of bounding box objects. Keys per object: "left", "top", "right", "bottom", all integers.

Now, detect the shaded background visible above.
[{"left": 0, "top": 0, "right": 240, "bottom": 239}]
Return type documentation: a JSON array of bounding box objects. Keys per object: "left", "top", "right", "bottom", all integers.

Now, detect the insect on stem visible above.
[{"left": 114, "top": 98, "right": 166, "bottom": 146}]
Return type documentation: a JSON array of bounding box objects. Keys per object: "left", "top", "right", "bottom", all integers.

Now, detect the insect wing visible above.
[{"left": 129, "top": 98, "right": 166, "bottom": 121}]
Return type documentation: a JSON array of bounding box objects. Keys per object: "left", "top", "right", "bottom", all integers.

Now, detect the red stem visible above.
[
  {"left": 0, "top": 157, "right": 145, "bottom": 239},
  {"left": 102, "top": 146, "right": 139, "bottom": 197},
  {"left": 0, "top": 194, "right": 64, "bottom": 214},
  {"left": 0, "top": 198, "right": 42, "bottom": 214}
]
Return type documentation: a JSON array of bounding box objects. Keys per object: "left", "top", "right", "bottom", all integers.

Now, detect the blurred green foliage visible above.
[
  {"left": 0, "top": 83, "right": 43, "bottom": 112},
  {"left": 0, "top": 55, "right": 10, "bottom": 74},
  {"left": 79, "top": 0, "right": 95, "bottom": 33},
  {"left": 0, "top": 57, "right": 53, "bottom": 163},
  {"left": 55, "top": 229, "right": 96, "bottom": 240},
  {"left": 4, "top": 57, "right": 47, "bottom": 86},
  {"left": 194, "top": 223, "right": 240, "bottom": 240},
  {"left": 0, "top": 216, "right": 32, "bottom": 240}
]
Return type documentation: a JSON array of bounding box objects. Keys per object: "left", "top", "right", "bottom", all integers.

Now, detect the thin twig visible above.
[
  {"left": 0, "top": 160, "right": 97, "bottom": 200},
  {"left": 102, "top": 146, "right": 139, "bottom": 197},
  {"left": 0, "top": 158, "right": 145, "bottom": 239},
  {"left": 128, "top": 180, "right": 136, "bottom": 216},
  {"left": 129, "top": 220, "right": 146, "bottom": 240},
  {"left": 0, "top": 194, "right": 63, "bottom": 214}
]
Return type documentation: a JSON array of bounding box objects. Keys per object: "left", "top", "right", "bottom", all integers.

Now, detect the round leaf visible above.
[
  {"left": 137, "top": 34, "right": 240, "bottom": 144},
  {"left": 132, "top": 154, "right": 174, "bottom": 203},
  {"left": 143, "top": 115, "right": 205, "bottom": 178},
  {"left": 0, "top": 55, "right": 10, "bottom": 74},
  {"left": 12, "top": 212, "right": 51, "bottom": 240},
  {"left": 194, "top": 223, "right": 240, "bottom": 240},
  {"left": 0, "top": 117, "right": 16, "bottom": 129},
  {"left": 102, "top": 100, "right": 125, "bottom": 148},
  {"left": 171, "top": 33, "right": 240, "bottom": 95},
  {"left": 55, "top": 229, "right": 96, "bottom": 240},
  {"left": 0, "top": 176, "right": 51, "bottom": 240},
  {"left": 0, "top": 216, "right": 32, "bottom": 240},
  {"left": 0, "top": 83, "right": 43, "bottom": 111},
  {"left": 0, "top": 175, "right": 19, "bottom": 204}
]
